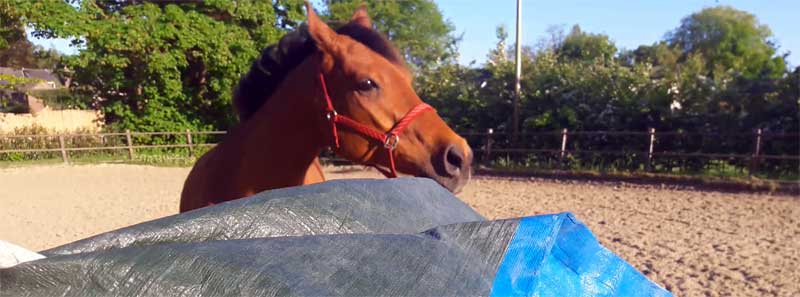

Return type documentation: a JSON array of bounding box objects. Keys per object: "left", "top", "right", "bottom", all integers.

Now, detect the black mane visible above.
[{"left": 233, "top": 22, "right": 405, "bottom": 122}]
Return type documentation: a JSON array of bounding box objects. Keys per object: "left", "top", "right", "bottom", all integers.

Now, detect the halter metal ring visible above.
[
  {"left": 326, "top": 110, "right": 338, "bottom": 121},
  {"left": 384, "top": 133, "right": 400, "bottom": 150}
]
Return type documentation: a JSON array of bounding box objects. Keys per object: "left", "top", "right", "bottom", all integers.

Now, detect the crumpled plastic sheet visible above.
[
  {"left": 0, "top": 177, "right": 671, "bottom": 296},
  {"left": 44, "top": 178, "right": 484, "bottom": 256},
  {"left": 0, "top": 241, "right": 44, "bottom": 269}
]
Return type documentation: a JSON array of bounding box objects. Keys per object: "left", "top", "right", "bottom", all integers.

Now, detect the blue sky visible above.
[
  {"left": 30, "top": 0, "right": 799, "bottom": 67},
  {"left": 437, "top": 0, "right": 799, "bottom": 67}
]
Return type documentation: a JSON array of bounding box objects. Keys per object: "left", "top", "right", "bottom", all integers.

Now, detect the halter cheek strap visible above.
[{"left": 318, "top": 72, "right": 434, "bottom": 178}]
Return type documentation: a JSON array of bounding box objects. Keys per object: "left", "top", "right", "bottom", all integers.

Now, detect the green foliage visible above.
[
  {"left": 419, "top": 6, "right": 797, "bottom": 178},
  {"left": 26, "top": 88, "right": 91, "bottom": 109},
  {"left": 425, "top": 6, "right": 797, "bottom": 136},
  {"left": 0, "top": 31, "right": 62, "bottom": 69},
  {"left": 0, "top": 73, "right": 39, "bottom": 90},
  {"left": 666, "top": 6, "right": 786, "bottom": 80},
  {"left": 0, "top": 2, "right": 24, "bottom": 50},
  {"left": 11, "top": 0, "right": 455, "bottom": 132},
  {"left": 0, "top": 2, "right": 63, "bottom": 68},
  {"left": 15, "top": 0, "right": 290, "bottom": 133},
  {"left": 0, "top": 125, "right": 55, "bottom": 161},
  {"left": 0, "top": 73, "right": 38, "bottom": 113},
  {"left": 418, "top": 25, "right": 521, "bottom": 134},
  {"left": 327, "top": 0, "right": 458, "bottom": 71},
  {"left": 558, "top": 25, "right": 617, "bottom": 63},
  {"left": 5, "top": 2, "right": 796, "bottom": 177}
]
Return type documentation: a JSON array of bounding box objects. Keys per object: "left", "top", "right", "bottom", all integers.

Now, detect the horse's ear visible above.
[
  {"left": 305, "top": 1, "right": 338, "bottom": 53},
  {"left": 350, "top": 4, "right": 372, "bottom": 28}
]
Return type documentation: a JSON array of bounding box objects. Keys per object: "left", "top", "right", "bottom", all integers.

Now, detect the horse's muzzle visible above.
[{"left": 430, "top": 142, "right": 472, "bottom": 193}]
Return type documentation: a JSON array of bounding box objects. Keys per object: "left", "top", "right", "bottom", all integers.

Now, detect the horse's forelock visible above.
[
  {"left": 335, "top": 22, "right": 406, "bottom": 67},
  {"left": 233, "top": 22, "right": 407, "bottom": 122}
]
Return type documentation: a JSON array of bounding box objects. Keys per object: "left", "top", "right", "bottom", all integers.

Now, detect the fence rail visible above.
[
  {"left": 470, "top": 128, "right": 798, "bottom": 179},
  {"left": 1, "top": 128, "right": 797, "bottom": 179},
  {"left": 0, "top": 130, "right": 224, "bottom": 163}
]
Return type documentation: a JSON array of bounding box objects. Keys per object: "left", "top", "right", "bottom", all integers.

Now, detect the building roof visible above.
[
  {"left": 22, "top": 69, "right": 61, "bottom": 84},
  {"left": 0, "top": 67, "right": 25, "bottom": 78},
  {"left": 0, "top": 67, "right": 63, "bottom": 89}
]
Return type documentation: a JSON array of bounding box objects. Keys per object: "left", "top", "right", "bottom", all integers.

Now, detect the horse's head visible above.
[{"left": 304, "top": 2, "right": 472, "bottom": 192}]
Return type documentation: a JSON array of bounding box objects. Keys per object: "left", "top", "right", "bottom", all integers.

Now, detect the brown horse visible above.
[{"left": 180, "top": 2, "right": 472, "bottom": 212}]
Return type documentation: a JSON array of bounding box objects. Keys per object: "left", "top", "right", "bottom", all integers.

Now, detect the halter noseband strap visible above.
[{"left": 318, "top": 71, "right": 434, "bottom": 178}]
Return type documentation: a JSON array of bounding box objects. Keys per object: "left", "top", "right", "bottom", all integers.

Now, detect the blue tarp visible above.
[{"left": 491, "top": 213, "right": 671, "bottom": 296}]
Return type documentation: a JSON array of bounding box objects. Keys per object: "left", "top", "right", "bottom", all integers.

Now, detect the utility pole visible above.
[{"left": 513, "top": 0, "right": 522, "bottom": 143}]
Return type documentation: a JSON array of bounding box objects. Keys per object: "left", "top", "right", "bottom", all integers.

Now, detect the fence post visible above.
[
  {"left": 125, "top": 129, "right": 134, "bottom": 160},
  {"left": 186, "top": 129, "right": 194, "bottom": 158},
  {"left": 646, "top": 128, "right": 656, "bottom": 171},
  {"left": 749, "top": 128, "right": 762, "bottom": 178},
  {"left": 483, "top": 128, "right": 494, "bottom": 166},
  {"left": 559, "top": 128, "right": 568, "bottom": 169},
  {"left": 58, "top": 134, "right": 69, "bottom": 164}
]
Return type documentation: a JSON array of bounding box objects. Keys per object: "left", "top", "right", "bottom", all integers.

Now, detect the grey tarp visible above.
[{"left": 0, "top": 178, "right": 671, "bottom": 296}]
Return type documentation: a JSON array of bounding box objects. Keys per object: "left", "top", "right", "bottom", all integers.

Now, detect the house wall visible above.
[
  {"left": 26, "top": 95, "right": 46, "bottom": 114},
  {"left": 28, "top": 81, "right": 58, "bottom": 91}
]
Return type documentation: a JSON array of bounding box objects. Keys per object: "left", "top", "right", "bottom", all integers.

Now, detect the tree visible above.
[
  {"left": 655, "top": 6, "right": 791, "bottom": 138},
  {"left": 620, "top": 42, "right": 680, "bottom": 80},
  {"left": 0, "top": 2, "right": 62, "bottom": 68},
  {"left": 666, "top": 6, "right": 786, "bottom": 80},
  {"left": 486, "top": 25, "right": 508, "bottom": 65},
  {"left": 557, "top": 25, "right": 616, "bottom": 63},
  {"left": 0, "top": 41, "right": 62, "bottom": 69},
  {"left": 326, "top": 0, "right": 458, "bottom": 71},
  {"left": 0, "top": 2, "right": 24, "bottom": 50},
  {"left": 16, "top": 0, "right": 289, "bottom": 132},
  {"left": 417, "top": 25, "right": 513, "bottom": 134}
]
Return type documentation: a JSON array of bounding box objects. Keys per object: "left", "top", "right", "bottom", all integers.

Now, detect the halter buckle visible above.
[
  {"left": 384, "top": 133, "right": 400, "bottom": 150},
  {"left": 326, "top": 110, "right": 338, "bottom": 121}
]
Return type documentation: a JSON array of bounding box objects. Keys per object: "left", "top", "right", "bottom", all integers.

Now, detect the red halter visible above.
[{"left": 318, "top": 72, "right": 434, "bottom": 178}]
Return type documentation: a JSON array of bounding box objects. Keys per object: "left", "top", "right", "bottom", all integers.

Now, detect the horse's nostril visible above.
[
  {"left": 447, "top": 148, "right": 464, "bottom": 168},
  {"left": 443, "top": 144, "right": 465, "bottom": 176},
  {"left": 431, "top": 142, "right": 473, "bottom": 192}
]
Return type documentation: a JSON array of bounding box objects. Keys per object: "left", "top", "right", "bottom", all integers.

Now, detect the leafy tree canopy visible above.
[
  {"left": 0, "top": 2, "right": 61, "bottom": 68},
  {"left": 666, "top": 6, "right": 786, "bottom": 80},
  {"left": 6, "top": 0, "right": 456, "bottom": 131},
  {"left": 8, "top": 0, "right": 303, "bottom": 131},
  {"left": 557, "top": 25, "right": 616, "bottom": 64},
  {"left": 327, "top": 0, "right": 458, "bottom": 71}
]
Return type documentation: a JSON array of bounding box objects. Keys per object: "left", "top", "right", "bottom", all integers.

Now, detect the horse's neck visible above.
[{"left": 233, "top": 76, "right": 327, "bottom": 192}]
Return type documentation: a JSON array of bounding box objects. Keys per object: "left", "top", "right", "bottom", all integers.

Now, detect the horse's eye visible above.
[{"left": 356, "top": 79, "right": 379, "bottom": 92}]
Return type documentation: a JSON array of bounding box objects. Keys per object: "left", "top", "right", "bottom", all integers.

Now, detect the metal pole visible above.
[
  {"left": 512, "top": 0, "right": 522, "bottom": 143},
  {"left": 125, "top": 129, "right": 134, "bottom": 160}
]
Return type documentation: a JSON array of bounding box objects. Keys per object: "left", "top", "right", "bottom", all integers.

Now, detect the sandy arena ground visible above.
[{"left": 1, "top": 164, "right": 798, "bottom": 296}]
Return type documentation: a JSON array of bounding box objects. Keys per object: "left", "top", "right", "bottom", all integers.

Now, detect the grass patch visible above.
[
  {"left": 485, "top": 154, "right": 798, "bottom": 182},
  {"left": 0, "top": 152, "right": 200, "bottom": 168},
  {"left": 476, "top": 164, "right": 798, "bottom": 195}
]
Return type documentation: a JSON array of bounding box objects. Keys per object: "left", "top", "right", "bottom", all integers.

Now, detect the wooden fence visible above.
[
  {"left": 0, "top": 130, "right": 225, "bottom": 163},
  {"left": 462, "top": 128, "right": 798, "bottom": 177},
  {"left": 1, "top": 129, "right": 797, "bottom": 178}
]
